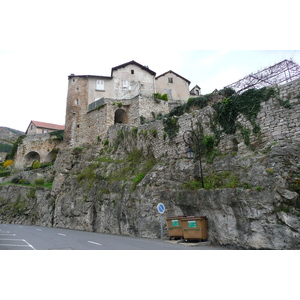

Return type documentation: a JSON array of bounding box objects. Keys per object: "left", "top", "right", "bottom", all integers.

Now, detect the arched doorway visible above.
[
  {"left": 24, "top": 151, "right": 41, "bottom": 166},
  {"left": 114, "top": 109, "right": 126, "bottom": 124}
]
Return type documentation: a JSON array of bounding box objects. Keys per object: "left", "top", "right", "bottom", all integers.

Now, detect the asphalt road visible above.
[{"left": 0, "top": 223, "right": 225, "bottom": 250}]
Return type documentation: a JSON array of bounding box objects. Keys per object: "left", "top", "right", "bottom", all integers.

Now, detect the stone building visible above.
[
  {"left": 64, "top": 60, "right": 196, "bottom": 147},
  {"left": 155, "top": 70, "right": 191, "bottom": 101},
  {"left": 12, "top": 121, "right": 64, "bottom": 169},
  {"left": 14, "top": 133, "right": 63, "bottom": 169},
  {"left": 190, "top": 85, "right": 201, "bottom": 97},
  {"left": 26, "top": 121, "right": 65, "bottom": 135}
]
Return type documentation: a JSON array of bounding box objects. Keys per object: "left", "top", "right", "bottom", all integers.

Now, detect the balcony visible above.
[{"left": 87, "top": 98, "right": 105, "bottom": 112}]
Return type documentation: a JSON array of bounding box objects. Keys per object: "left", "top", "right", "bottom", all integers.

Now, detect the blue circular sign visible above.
[{"left": 157, "top": 203, "right": 165, "bottom": 214}]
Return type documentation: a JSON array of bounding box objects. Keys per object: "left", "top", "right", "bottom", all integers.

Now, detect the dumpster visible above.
[
  {"left": 181, "top": 216, "right": 208, "bottom": 241},
  {"left": 166, "top": 216, "right": 187, "bottom": 239}
]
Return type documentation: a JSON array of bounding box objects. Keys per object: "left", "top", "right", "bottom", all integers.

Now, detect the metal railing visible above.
[{"left": 87, "top": 98, "right": 105, "bottom": 112}]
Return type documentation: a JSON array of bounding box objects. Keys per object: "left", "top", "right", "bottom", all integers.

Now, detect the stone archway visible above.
[
  {"left": 24, "top": 151, "right": 40, "bottom": 166},
  {"left": 45, "top": 149, "right": 59, "bottom": 163},
  {"left": 114, "top": 109, "right": 126, "bottom": 124}
]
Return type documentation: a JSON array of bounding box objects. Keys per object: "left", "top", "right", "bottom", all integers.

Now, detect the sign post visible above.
[{"left": 157, "top": 203, "right": 165, "bottom": 240}]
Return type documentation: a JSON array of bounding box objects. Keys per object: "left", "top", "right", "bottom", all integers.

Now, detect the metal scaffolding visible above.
[{"left": 225, "top": 59, "right": 300, "bottom": 94}]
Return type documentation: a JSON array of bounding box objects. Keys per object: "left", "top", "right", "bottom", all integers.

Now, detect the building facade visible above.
[
  {"left": 155, "top": 70, "right": 191, "bottom": 101},
  {"left": 64, "top": 60, "right": 196, "bottom": 147},
  {"left": 26, "top": 121, "right": 65, "bottom": 135}
]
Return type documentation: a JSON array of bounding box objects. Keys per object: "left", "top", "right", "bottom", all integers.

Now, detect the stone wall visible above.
[
  {"left": 64, "top": 94, "right": 170, "bottom": 148},
  {"left": 102, "top": 78, "right": 300, "bottom": 161},
  {"left": 14, "top": 133, "right": 63, "bottom": 169},
  {"left": 212, "top": 79, "right": 300, "bottom": 155}
]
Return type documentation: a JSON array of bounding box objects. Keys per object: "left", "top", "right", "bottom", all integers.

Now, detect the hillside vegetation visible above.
[{"left": 0, "top": 127, "right": 24, "bottom": 153}]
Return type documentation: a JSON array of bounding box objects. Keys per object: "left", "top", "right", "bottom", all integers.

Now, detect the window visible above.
[
  {"left": 131, "top": 70, "right": 134, "bottom": 74},
  {"left": 75, "top": 99, "right": 79, "bottom": 106},
  {"left": 96, "top": 80, "right": 105, "bottom": 90},
  {"left": 168, "top": 77, "right": 173, "bottom": 83},
  {"left": 122, "top": 80, "right": 131, "bottom": 90}
]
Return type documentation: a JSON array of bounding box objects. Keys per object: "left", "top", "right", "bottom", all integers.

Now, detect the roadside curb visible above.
[{"left": 165, "top": 239, "right": 212, "bottom": 247}]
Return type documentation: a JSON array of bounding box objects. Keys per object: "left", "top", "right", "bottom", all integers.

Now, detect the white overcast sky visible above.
[
  {"left": 1, "top": 0, "right": 299, "bottom": 288},
  {"left": 1, "top": 0, "right": 299, "bottom": 132}
]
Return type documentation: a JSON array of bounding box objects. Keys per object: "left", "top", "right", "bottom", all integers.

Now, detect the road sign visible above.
[
  {"left": 157, "top": 203, "right": 165, "bottom": 214},
  {"left": 157, "top": 203, "right": 165, "bottom": 239}
]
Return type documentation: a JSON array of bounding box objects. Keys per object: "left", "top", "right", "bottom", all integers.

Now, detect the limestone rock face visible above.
[
  {"left": 1, "top": 131, "right": 300, "bottom": 249},
  {"left": 0, "top": 185, "right": 53, "bottom": 226},
  {"left": 46, "top": 135, "right": 300, "bottom": 249}
]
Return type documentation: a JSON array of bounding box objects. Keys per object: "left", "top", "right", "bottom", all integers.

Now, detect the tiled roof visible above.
[{"left": 30, "top": 121, "right": 65, "bottom": 131}]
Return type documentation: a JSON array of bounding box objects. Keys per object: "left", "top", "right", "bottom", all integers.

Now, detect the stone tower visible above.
[{"left": 64, "top": 75, "right": 90, "bottom": 147}]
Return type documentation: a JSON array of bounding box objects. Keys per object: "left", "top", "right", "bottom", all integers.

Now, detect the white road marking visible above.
[
  {"left": 0, "top": 239, "right": 33, "bottom": 249},
  {"left": 22, "top": 239, "right": 36, "bottom": 250},
  {"left": 88, "top": 241, "right": 102, "bottom": 246},
  {"left": 58, "top": 233, "right": 66, "bottom": 236},
  {"left": 0, "top": 234, "right": 16, "bottom": 236},
  {"left": 36, "top": 229, "right": 42, "bottom": 231},
  {"left": 0, "top": 244, "right": 31, "bottom": 247}
]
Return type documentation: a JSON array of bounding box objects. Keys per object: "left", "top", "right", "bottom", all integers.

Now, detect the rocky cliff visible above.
[
  {"left": 46, "top": 124, "right": 299, "bottom": 249},
  {"left": 1, "top": 80, "right": 300, "bottom": 249},
  {"left": 0, "top": 184, "right": 53, "bottom": 226}
]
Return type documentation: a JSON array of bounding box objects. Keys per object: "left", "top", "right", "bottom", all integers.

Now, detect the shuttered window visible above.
[
  {"left": 96, "top": 80, "right": 105, "bottom": 90},
  {"left": 122, "top": 80, "right": 131, "bottom": 90}
]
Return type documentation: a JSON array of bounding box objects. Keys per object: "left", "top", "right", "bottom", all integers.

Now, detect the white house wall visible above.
[
  {"left": 156, "top": 72, "right": 190, "bottom": 101},
  {"left": 112, "top": 65, "right": 156, "bottom": 99},
  {"left": 87, "top": 77, "right": 114, "bottom": 105}
]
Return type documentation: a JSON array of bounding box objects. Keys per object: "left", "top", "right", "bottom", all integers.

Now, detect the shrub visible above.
[
  {"left": 12, "top": 177, "right": 20, "bottom": 184},
  {"left": 140, "top": 116, "right": 146, "bottom": 125},
  {"left": 132, "top": 127, "right": 138, "bottom": 137},
  {"left": 118, "top": 130, "right": 124, "bottom": 139},
  {"left": 49, "top": 130, "right": 64, "bottom": 141},
  {"left": 132, "top": 172, "right": 147, "bottom": 184},
  {"left": 150, "top": 128, "right": 158, "bottom": 137},
  {"left": 0, "top": 170, "right": 11, "bottom": 177},
  {"left": 3, "top": 160, "right": 14, "bottom": 169},
  {"left": 18, "top": 180, "right": 31, "bottom": 185},
  {"left": 153, "top": 93, "right": 168, "bottom": 102},
  {"left": 32, "top": 160, "right": 41, "bottom": 169},
  {"left": 34, "top": 178, "right": 45, "bottom": 185},
  {"left": 163, "top": 116, "right": 179, "bottom": 139},
  {"left": 183, "top": 180, "right": 203, "bottom": 190},
  {"left": 27, "top": 187, "right": 36, "bottom": 198}
]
